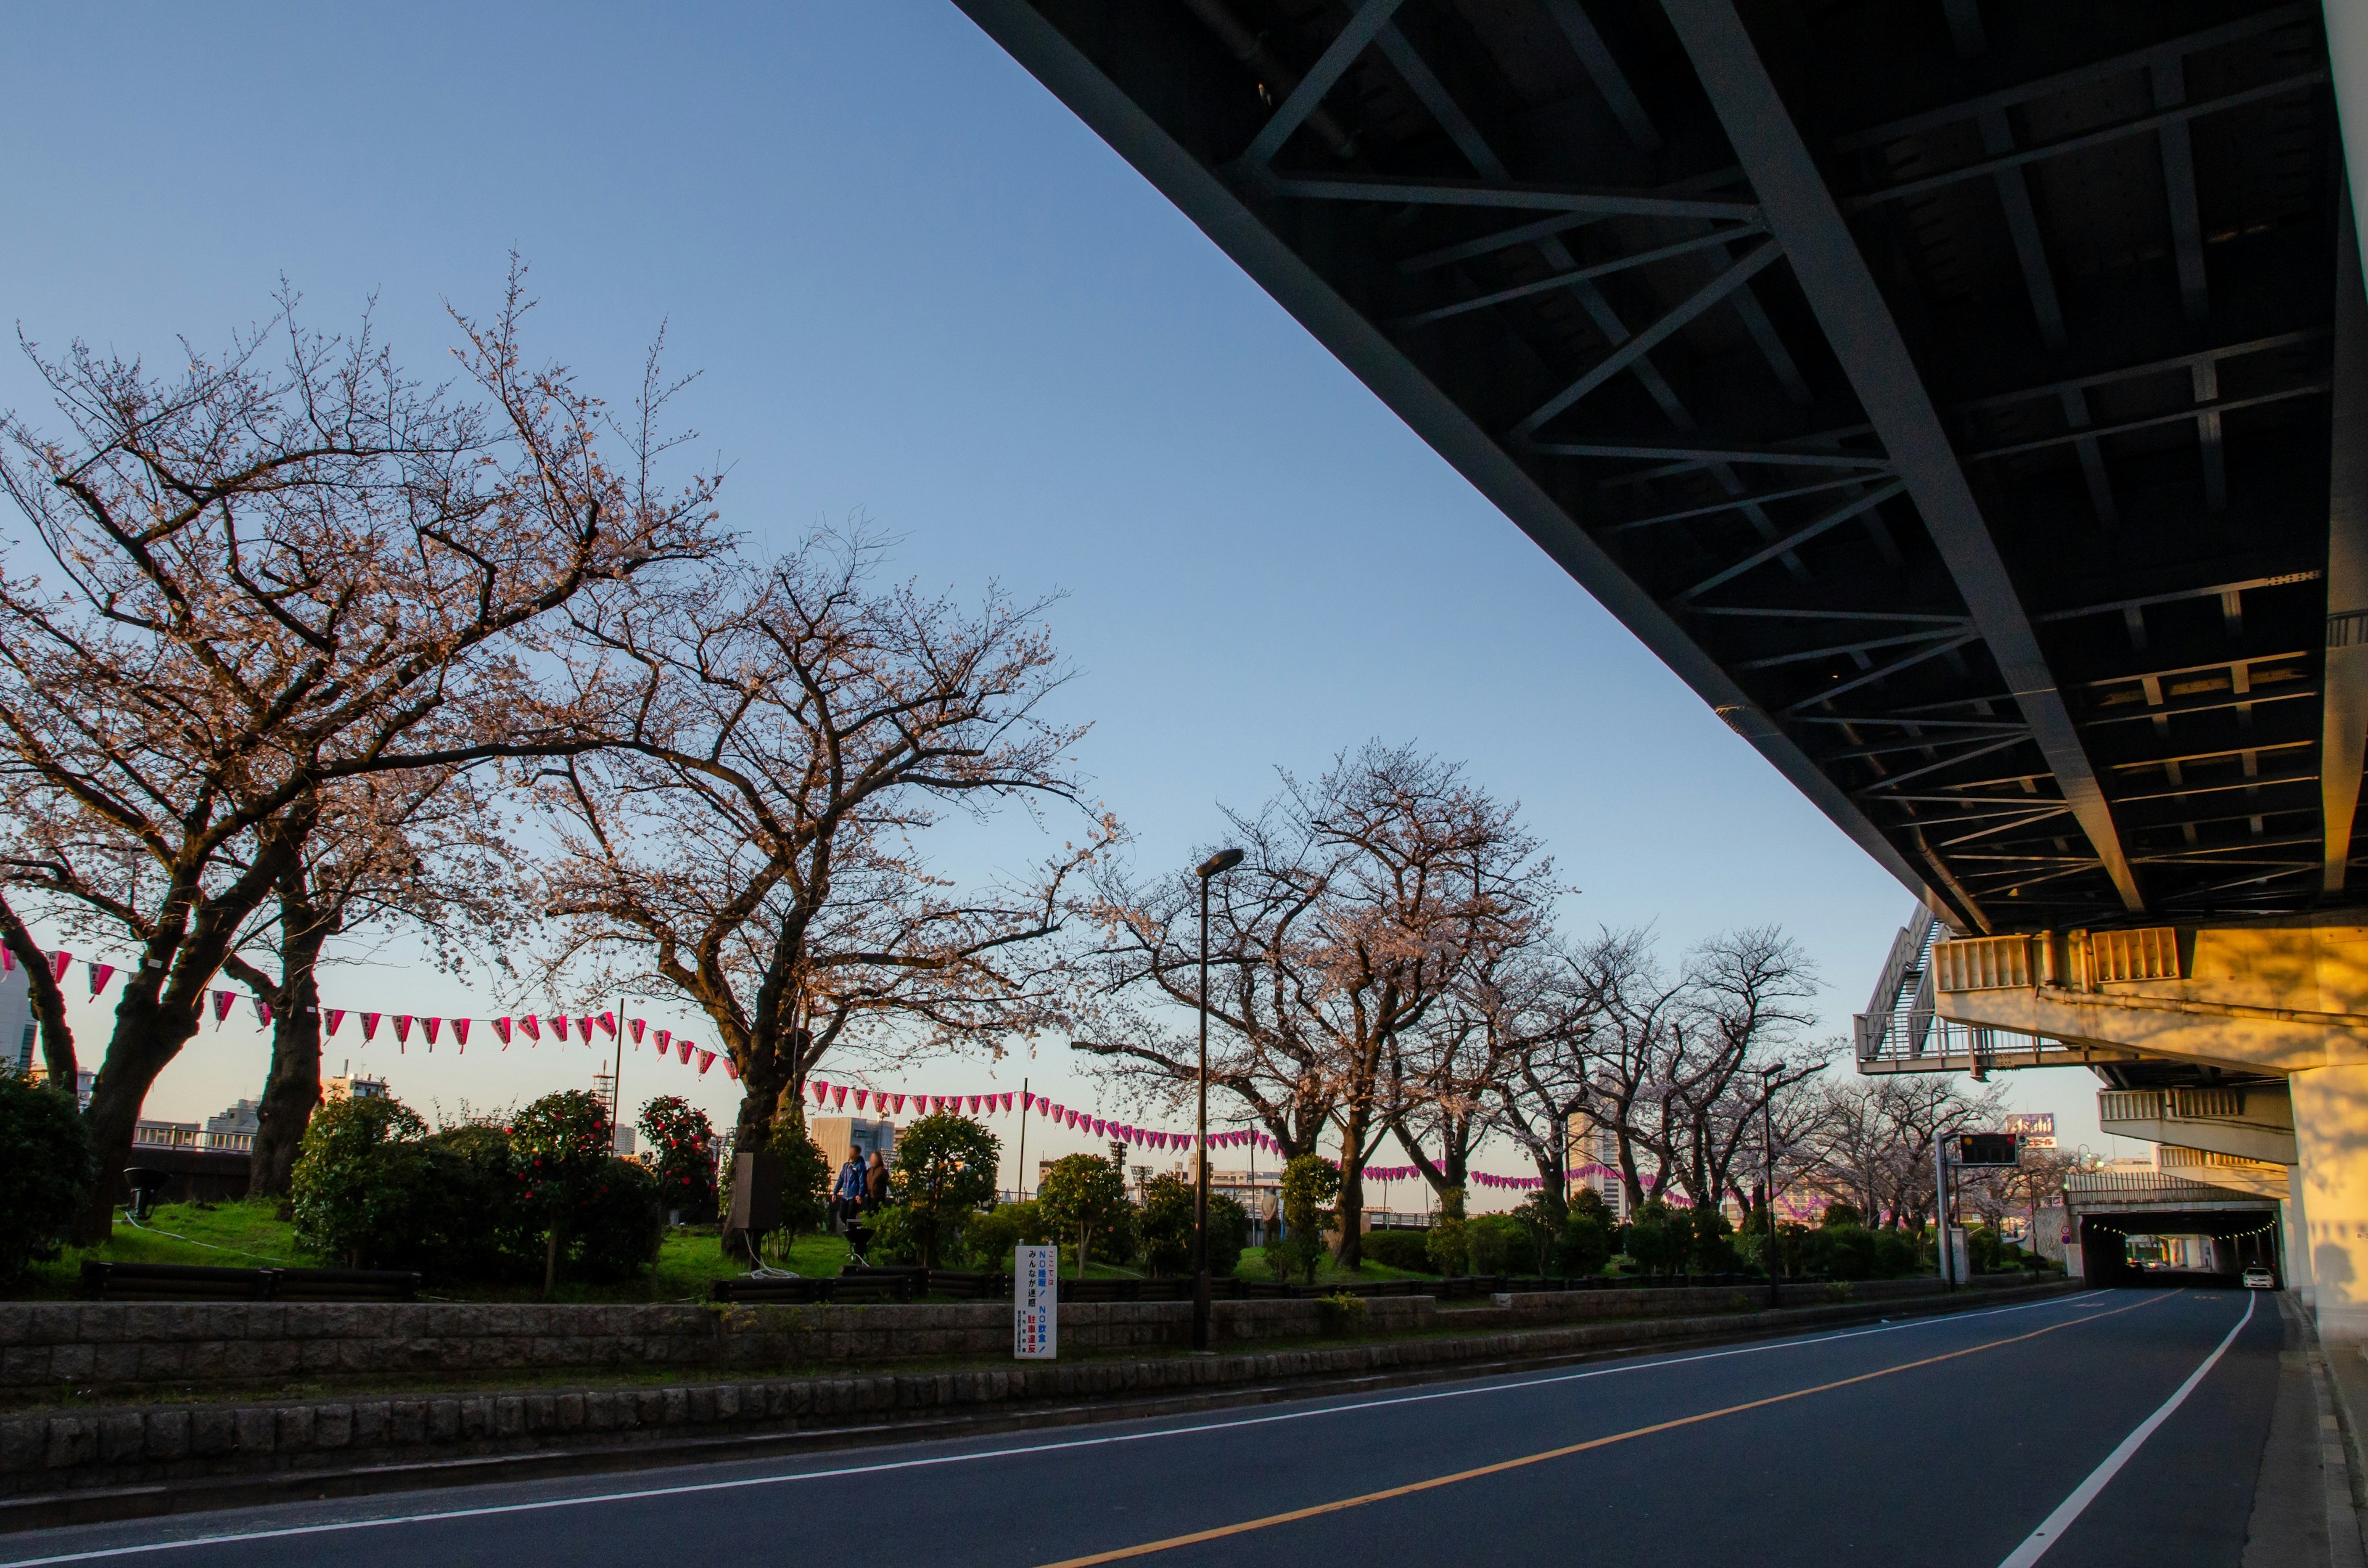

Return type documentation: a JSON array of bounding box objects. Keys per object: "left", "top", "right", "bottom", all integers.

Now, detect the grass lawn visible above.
[
  {"left": 12, "top": 1200, "right": 853, "bottom": 1303},
  {"left": 1234, "top": 1246, "right": 1434, "bottom": 1287}
]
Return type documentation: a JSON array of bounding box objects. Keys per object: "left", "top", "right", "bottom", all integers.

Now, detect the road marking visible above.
[
  {"left": 0, "top": 1287, "right": 2105, "bottom": 1567},
  {"left": 1994, "top": 1291, "right": 2256, "bottom": 1567},
  {"left": 1033, "top": 1292, "right": 2172, "bottom": 1567}
]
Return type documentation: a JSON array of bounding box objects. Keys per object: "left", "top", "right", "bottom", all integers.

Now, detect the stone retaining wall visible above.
[
  {"left": 0, "top": 1295, "right": 1427, "bottom": 1398},
  {"left": 0, "top": 1280, "right": 2080, "bottom": 1507},
  {"left": 0, "top": 1274, "right": 2033, "bottom": 1400}
]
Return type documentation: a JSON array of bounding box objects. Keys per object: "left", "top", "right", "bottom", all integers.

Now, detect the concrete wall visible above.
[{"left": 0, "top": 1275, "right": 2013, "bottom": 1399}]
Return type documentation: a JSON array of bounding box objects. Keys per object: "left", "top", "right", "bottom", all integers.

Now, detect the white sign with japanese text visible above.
[{"left": 1015, "top": 1244, "right": 1058, "bottom": 1360}]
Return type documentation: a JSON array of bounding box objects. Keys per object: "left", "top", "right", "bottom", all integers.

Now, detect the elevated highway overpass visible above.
[{"left": 952, "top": 0, "right": 2368, "bottom": 1328}]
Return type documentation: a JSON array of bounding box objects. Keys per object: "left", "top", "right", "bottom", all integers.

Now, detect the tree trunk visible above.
[
  {"left": 0, "top": 894, "right": 75, "bottom": 1087},
  {"left": 1334, "top": 1156, "right": 1365, "bottom": 1268},
  {"left": 544, "top": 1225, "right": 562, "bottom": 1297},
  {"left": 72, "top": 1002, "right": 199, "bottom": 1244},
  {"left": 248, "top": 899, "right": 332, "bottom": 1198}
]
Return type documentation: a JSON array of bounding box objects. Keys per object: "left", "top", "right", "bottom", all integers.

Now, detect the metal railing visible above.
[{"left": 130, "top": 1125, "right": 254, "bottom": 1154}]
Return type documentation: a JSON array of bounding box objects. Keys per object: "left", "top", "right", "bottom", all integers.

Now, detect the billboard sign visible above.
[{"left": 2001, "top": 1112, "right": 2057, "bottom": 1151}]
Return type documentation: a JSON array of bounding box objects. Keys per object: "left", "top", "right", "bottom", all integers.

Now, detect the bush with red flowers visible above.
[
  {"left": 636, "top": 1095, "right": 718, "bottom": 1216},
  {"left": 511, "top": 1090, "right": 657, "bottom": 1291}
]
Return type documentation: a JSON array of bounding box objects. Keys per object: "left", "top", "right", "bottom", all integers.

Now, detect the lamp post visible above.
[
  {"left": 1193, "top": 847, "right": 1245, "bottom": 1352},
  {"left": 1761, "top": 1066, "right": 1780, "bottom": 1308}
]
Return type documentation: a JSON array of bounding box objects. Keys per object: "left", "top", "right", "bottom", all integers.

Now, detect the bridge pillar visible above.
[{"left": 2292, "top": 1065, "right": 2368, "bottom": 1331}]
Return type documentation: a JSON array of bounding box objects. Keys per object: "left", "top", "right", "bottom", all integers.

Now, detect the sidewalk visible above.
[{"left": 2274, "top": 1294, "right": 2367, "bottom": 1568}]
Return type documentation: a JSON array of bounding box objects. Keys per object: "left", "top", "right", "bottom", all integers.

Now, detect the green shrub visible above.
[
  {"left": 1316, "top": 1289, "right": 1368, "bottom": 1335},
  {"left": 763, "top": 1112, "right": 831, "bottom": 1238},
  {"left": 1425, "top": 1217, "right": 1469, "bottom": 1275},
  {"left": 636, "top": 1096, "right": 717, "bottom": 1217},
  {"left": 289, "top": 1094, "right": 432, "bottom": 1268},
  {"left": 0, "top": 1072, "right": 91, "bottom": 1279},
  {"left": 416, "top": 1122, "right": 524, "bottom": 1280},
  {"left": 566, "top": 1157, "right": 662, "bottom": 1282},
  {"left": 862, "top": 1203, "right": 924, "bottom": 1265},
  {"left": 1822, "top": 1201, "right": 1864, "bottom": 1228},
  {"left": 1870, "top": 1228, "right": 1919, "bottom": 1278},
  {"left": 1556, "top": 1215, "right": 1610, "bottom": 1278},
  {"left": 1466, "top": 1214, "right": 1536, "bottom": 1274},
  {"left": 964, "top": 1200, "right": 1056, "bottom": 1271},
  {"left": 1624, "top": 1201, "right": 1687, "bottom": 1274},
  {"left": 1278, "top": 1154, "right": 1339, "bottom": 1284},
  {"left": 1206, "top": 1191, "right": 1249, "bottom": 1278},
  {"left": 1360, "top": 1228, "right": 1437, "bottom": 1273},
  {"left": 1137, "top": 1175, "right": 1195, "bottom": 1276},
  {"left": 512, "top": 1090, "right": 620, "bottom": 1292},
  {"left": 889, "top": 1113, "right": 1001, "bottom": 1268},
  {"left": 1037, "top": 1154, "right": 1133, "bottom": 1277},
  {"left": 1687, "top": 1205, "right": 1738, "bottom": 1275}
]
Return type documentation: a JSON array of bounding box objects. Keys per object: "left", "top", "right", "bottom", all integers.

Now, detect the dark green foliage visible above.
[
  {"left": 1204, "top": 1191, "right": 1249, "bottom": 1278},
  {"left": 1798, "top": 1222, "right": 1923, "bottom": 1281},
  {"left": 289, "top": 1092, "right": 657, "bottom": 1286},
  {"left": 889, "top": 1113, "right": 1001, "bottom": 1268},
  {"left": 289, "top": 1095, "right": 434, "bottom": 1268},
  {"left": 636, "top": 1096, "right": 717, "bottom": 1216},
  {"left": 566, "top": 1158, "right": 663, "bottom": 1281},
  {"left": 963, "top": 1200, "right": 1056, "bottom": 1270},
  {"left": 414, "top": 1122, "right": 524, "bottom": 1280},
  {"left": 764, "top": 1112, "right": 831, "bottom": 1237},
  {"left": 1136, "top": 1175, "right": 1194, "bottom": 1276},
  {"left": 1038, "top": 1154, "right": 1133, "bottom": 1276},
  {"left": 1276, "top": 1154, "right": 1339, "bottom": 1284},
  {"left": 512, "top": 1090, "right": 617, "bottom": 1291},
  {"left": 1466, "top": 1214, "right": 1537, "bottom": 1274},
  {"left": 1821, "top": 1201, "right": 1863, "bottom": 1228},
  {"left": 1556, "top": 1215, "right": 1610, "bottom": 1277},
  {"left": 1424, "top": 1217, "right": 1469, "bottom": 1275},
  {"left": 0, "top": 1072, "right": 91, "bottom": 1279},
  {"left": 1686, "top": 1204, "right": 1738, "bottom": 1275},
  {"left": 1568, "top": 1186, "right": 1613, "bottom": 1228},
  {"left": 1359, "top": 1228, "right": 1437, "bottom": 1273},
  {"left": 1622, "top": 1200, "right": 1687, "bottom": 1274}
]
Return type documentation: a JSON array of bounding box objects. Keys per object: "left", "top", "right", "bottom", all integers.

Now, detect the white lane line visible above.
[
  {"left": 1995, "top": 1291, "right": 2257, "bottom": 1568},
  {"left": 1, "top": 1289, "right": 2104, "bottom": 1567}
]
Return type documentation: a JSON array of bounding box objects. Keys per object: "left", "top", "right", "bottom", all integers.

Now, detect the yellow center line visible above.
[{"left": 1037, "top": 1291, "right": 2179, "bottom": 1567}]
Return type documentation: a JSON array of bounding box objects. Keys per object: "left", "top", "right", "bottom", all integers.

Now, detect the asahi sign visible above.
[
  {"left": 1015, "top": 1244, "right": 1058, "bottom": 1359},
  {"left": 2002, "top": 1112, "right": 2057, "bottom": 1151}
]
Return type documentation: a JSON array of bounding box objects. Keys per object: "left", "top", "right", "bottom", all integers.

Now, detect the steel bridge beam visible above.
[
  {"left": 950, "top": 0, "right": 1950, "bottom": 919},
  {"left": 1659, "top": 0, "right": 2144, "bottom": 913}
]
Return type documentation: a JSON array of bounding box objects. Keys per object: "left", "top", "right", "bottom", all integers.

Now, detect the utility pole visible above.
[
  {"left": 1933, "top": 1139, "right": 1955, "bottom": 1291},
  {"left": 1762, "top": 1067, "right": 1780, "bottom": 1309},
  {"left": 1015, "top": 1075, "right": 1029, "bottom": 1202}
]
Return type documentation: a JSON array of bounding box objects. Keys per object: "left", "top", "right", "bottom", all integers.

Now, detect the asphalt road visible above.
[{"left": 0, "top": 1286, "right": 2293, "bottom": 1568}]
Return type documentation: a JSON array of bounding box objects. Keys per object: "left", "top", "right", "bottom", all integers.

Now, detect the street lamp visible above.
[
  {"left": 1193, "top": 847, "right": 1245, "bottom": 1352},
  {"left": 1761, "top": 1065, "right": 1780, "bottom": 1308}
]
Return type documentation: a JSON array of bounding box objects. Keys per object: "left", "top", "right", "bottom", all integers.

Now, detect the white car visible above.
[{"left": 2242, "top": 1265, "right": 2277, "bottom": 1290}]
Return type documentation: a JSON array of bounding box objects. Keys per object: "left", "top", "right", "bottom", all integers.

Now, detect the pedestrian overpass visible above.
[{"left": 952, "top": 0, "right": 2368, "bottom": 1329}]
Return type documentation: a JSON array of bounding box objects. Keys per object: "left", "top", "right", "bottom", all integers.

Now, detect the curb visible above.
[{"left": 0, "top": 1279, "right": 2078, "bottom": 1534}]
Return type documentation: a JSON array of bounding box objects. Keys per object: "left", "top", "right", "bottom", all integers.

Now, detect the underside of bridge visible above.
[{"left": 949, "top": 0, "right": 2368, "bottom": 1328}]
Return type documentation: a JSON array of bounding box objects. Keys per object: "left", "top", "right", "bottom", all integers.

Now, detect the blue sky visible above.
[{"left": 0, "top": 2, "right": 2126, "bottom": 1191}]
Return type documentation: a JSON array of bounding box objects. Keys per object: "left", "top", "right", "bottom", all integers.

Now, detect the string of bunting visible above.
[{"left": 10, "top": 947, "right": 1580, "bottom": 1186}]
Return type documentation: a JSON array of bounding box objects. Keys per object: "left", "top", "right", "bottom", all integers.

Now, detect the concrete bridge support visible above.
[
  {"left": 2295, "top": 1065, "right": 2368, "bottom": 1328},
  {"left": 1931, "top": 916, "right": 2368, "bottom": 1332}
]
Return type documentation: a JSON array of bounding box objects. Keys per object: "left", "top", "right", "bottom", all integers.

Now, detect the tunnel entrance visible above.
[{"left": 2076, "top": 1208, "right": 2281, "bottom": 1287}]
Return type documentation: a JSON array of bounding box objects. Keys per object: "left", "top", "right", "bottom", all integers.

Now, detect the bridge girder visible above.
[{"left": 955, "top": 0, "right": 2351, "bottom": 934}]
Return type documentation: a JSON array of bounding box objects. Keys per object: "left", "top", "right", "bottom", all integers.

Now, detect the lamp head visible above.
[{"left": 1196, "top": 848, "right": 1246, "bottom": 879}]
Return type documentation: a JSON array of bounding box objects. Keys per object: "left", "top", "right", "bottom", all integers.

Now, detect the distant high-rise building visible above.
[
  {"left": 1566, "top": 1110, "right": 1631, "bottom": 1222},
  {"left": 207, "top": 1099, "right": 261, "bottom": 1135},
  {"left": 1, "top": 959, "right": 33, "bottom": 1077}
]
